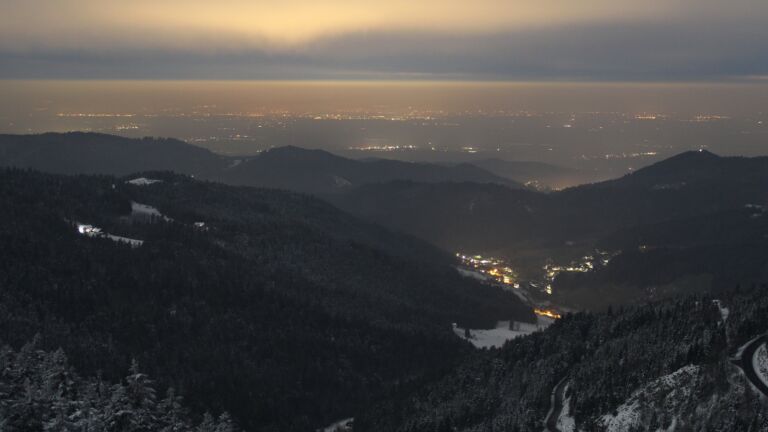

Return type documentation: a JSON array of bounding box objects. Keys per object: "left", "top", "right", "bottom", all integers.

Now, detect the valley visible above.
[{"left": 1, "top": 133, "right": 767, "bottom": 431}]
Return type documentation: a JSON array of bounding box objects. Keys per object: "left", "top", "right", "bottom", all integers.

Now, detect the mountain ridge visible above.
[{"left": 0, "top": 132, "right": 524, "bottom": 194}]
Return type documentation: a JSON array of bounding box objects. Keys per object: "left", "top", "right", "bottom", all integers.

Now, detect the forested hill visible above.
[
  {"left": 0, "top": 133, "right": 521, "bottom": 194},
  {"left": 0, "top": 132, "right": 226, "bottom": 177},
  {"left": 357, "top": 285, "right": 768, "bottom": 431},
  {"left": 223, "top": 145, "right": 522, "bottom": 194},
  {"left": 0, "top": 168, "right": 532, "bottom": 431},
  {"left": 335, "top": 150, "right": 768, "bottom": 254}
]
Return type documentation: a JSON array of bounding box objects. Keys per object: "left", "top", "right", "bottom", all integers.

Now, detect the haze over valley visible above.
[{"left": 3, "top": 81, "right": 768, "bottom": 187}]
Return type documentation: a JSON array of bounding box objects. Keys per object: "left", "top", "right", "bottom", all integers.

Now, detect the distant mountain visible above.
[
  {"left": 0, "top": 132, "right": 227, "bottom": 177},
  {"left": 0, "top": 168, "right": 532, "bottom": 431},
  {"left": 223, "top": 145, "right": 522, "bottom": 194},
  {"left": 0, "top": 133, "right": 522, "bottom": 194},
  {"left": 552, "top": 150, "right": 768, "bottom": 237},
  {"left": 571, "top": 149, "right": 740, "bottom": 192},
  {"left": 337, "top": 150, "right": 768, "bottom": 249},
  {"left": 469, "top": 158, "right": 603, "bottom": 190}
]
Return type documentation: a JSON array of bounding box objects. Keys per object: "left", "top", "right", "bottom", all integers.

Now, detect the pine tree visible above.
[
  {"left": 197, "top": 412, "right": 217, "bottom": 432},
  {"left": 215, "top": 412, "right": 236, "bottom": 432},
  {"left": 159, "top": 387, "right": 188, "bottom": 432},
  {"left": 125, "top": 359, "right": 158, "bottom": 429},
  {"left": 43, "top": 389, "right": 76, "bottom": 431}
]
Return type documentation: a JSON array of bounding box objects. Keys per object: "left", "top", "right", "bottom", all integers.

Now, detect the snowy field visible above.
[{"left": 453, "top": 316, "right": 552, "bottom": 349}]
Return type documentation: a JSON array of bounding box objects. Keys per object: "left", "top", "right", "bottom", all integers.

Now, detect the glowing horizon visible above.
[
  {"left": 0, "top": 1, "right": 698, "bottom": 48},
  {"left": 1, "top": 1, "right": 767, "bottom": 80}
]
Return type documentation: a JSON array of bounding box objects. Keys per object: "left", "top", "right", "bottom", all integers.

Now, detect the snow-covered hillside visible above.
[{"left": 600, "top": 365, "right": 700, "bottom": 432}]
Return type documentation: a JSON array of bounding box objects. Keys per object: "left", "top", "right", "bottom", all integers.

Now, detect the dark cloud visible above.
[{"left": 1, "top": 16, "right": 767, "bottom": 81}]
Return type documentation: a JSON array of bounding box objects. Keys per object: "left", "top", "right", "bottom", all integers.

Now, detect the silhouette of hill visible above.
[
  {"left": 223, "top": 145, "right": 522, "bottom": 194},
  {"left": 0, "top": 132, "right": 226, "bottom": 177},
  {"left": 0, "top": 133, "right": 521, "bottom": 195},
  {"left": 337, "top": 150, "right": 768, "bottom": 251}
]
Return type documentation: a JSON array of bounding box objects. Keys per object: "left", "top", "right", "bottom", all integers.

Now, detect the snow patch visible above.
[
  {"left": 76, "top": 224, "right": 143, "bottom": 248},
  {"left": 602, "top": 400, "right": 641, "bottom": 432},
  {"left": 126, "top": 177, "right": 162, "bottom": 186},
  {"left": 131, "top": 202, "right": 172, "bottom": 222},
  {"left": 132, "top": 202, "right": 162, "bottom": 217},
  {"left": 456, "top": 267, "right": 491, "bottom": 282},
  {"left": 105, "top": 234, "right": 144, "bottom": 247},
  {"left": 317, "top": 418, "right": 353, "bottom": 432},
  {"left": 453, "top": 319, "right": 548, "bottom": 349},
  {"left": 745, "top": 204, "right": 767, "bottom": 218},
  {"left": 332, "top": 175, "right": 352, "bottom": 188}
]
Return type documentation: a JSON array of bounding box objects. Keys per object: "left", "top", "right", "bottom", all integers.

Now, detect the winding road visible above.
[
  {"left": 543, "top": 377, "right": 569, "bottom": 432},
  {"left": 539, "top": 334, "right": 767, "bottom": 432},
  {"left": 733, "top": 334, "right": 768, "bottom": 397}
]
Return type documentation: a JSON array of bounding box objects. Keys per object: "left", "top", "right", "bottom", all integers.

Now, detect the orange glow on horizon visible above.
[{"left": 0, "top": 0, "right": 689, "bottom": 50}]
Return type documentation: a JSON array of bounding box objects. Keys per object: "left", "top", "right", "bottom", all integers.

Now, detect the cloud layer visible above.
[{"left": 1, "top": 0, "right": 767, "bottom": 80}]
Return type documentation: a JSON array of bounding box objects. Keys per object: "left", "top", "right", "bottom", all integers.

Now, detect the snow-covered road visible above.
[{"left": 733, "top": 334, "right": 768, "bottom": 397}]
